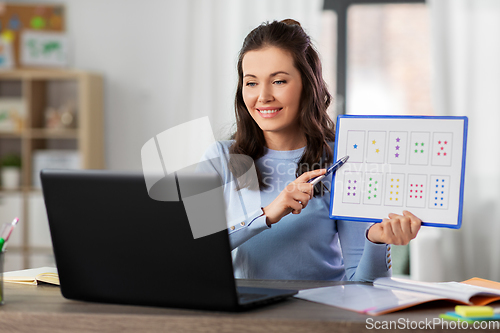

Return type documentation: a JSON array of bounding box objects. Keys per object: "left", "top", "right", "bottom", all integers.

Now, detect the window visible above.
[{"left": 323, "top": 0, "right": 430, "bottom": 116}]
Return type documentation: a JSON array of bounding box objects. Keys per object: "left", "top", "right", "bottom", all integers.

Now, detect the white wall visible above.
[{"left": 14, "top": 0, "right": 324, "bottom": 170}]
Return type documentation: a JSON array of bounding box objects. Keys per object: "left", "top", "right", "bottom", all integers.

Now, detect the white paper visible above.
[
  {"left": 296, "top": 284, "right": 444, "bottom": 315},
  {"left": 4, "top": 266, "right": 57, "bottom": 279},
  {"left": 332, "top": 117, "right": 466, "bottom": 226}
]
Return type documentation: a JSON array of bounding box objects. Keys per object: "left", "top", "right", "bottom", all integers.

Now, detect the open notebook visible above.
[
  {"left": 3, "top": 267, "right": 59, "bottom": 285},
  {"left": 296, "top": 277, "right": 500, "bottom": 316}
]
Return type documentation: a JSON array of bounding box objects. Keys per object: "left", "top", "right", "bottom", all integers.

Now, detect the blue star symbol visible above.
[{"left": 353, "top": 144, "right": 358, "bottom": 149}]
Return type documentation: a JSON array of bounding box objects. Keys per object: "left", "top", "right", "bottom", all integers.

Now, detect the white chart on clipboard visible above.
[{"left": 330, "top": 116, "right": 467, "bottom": 229}]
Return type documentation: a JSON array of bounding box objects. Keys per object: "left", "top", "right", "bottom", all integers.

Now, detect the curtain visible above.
[{"left": 424, "top": 0, "right": 500, "bottom": 281}]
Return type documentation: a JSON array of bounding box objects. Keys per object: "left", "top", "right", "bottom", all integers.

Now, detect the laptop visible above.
[{"left": 40, "top": 169, "right": 297, "bottom": 311}]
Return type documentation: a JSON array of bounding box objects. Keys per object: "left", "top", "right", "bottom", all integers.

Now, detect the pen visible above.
[
  {"left": 0, "top": 217, "right": 19, "bottom": 251},
  {"left": 308, "top": 155, "right": 349, "bottom": 186}
]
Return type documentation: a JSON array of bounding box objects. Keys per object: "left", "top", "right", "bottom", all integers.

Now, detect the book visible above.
[
  {"left": 3, "top": 267, "right": 59, "bottom": 286},
  {"left": 330, "top": 115, "right": 468, "bottom": 229},
  {"left": 295, "top": 277, "right": 500, "bottom": 316}
]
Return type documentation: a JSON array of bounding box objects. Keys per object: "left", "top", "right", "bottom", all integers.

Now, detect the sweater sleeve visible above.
[
  {"left": 228, "top": 212, "right": 270, "bottom": 250},
  {"left": 197, "top": 141, "right": 271, "bottom": 250},
  {"left": 337, "top": 220, "right": 392, "bottom": 282}
]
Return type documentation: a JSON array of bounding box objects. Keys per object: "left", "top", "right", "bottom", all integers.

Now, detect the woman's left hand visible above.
[{"left": 367, "top": 210, "right": 421, "bottom": 245}]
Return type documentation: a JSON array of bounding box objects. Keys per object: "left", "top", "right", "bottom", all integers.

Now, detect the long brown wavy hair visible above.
[{"left": 229, "top": 19, "right": 335, "bottom": 196}]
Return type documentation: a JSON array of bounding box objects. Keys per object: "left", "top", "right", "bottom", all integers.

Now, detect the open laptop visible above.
[{"left": 40, "top": 169, "right": 297, "bottom": 311}]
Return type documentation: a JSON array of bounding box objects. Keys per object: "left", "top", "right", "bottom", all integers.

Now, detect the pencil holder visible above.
[{"left": 0, "top": 251, "right": 4, "bottom": 305}]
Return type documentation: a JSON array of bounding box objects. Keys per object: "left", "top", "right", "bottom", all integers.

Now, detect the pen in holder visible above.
[
  {"left": 0, "top": 218, "right": 20, "bottom": 305},
  {"left": 0, "top": 250, "right": 4, "bottom": 305}
]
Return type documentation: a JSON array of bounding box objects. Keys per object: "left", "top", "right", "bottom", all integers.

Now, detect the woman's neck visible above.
[{"left": 264, "top": 131, "right": 306, "bottom": 151}]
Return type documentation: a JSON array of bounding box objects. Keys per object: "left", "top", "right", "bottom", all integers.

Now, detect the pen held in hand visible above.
[{"left": 307, "top": 155, "right": 349, "bottom": 186}]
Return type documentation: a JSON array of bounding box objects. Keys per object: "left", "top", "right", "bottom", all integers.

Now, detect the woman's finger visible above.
[
  {"left": 293, "top": 191, "right": 311, "bottom": 209},
  {"left": 290, "top": 200, "right": 303, "bottom": 214},
  {"left": 295, "top": 169, "right": 326, "bottom": 183},
  {"left": 296, "top": 182, "right": 314, "bottom": 198},
  {"left": 381, "top": 220, "right": 395, "bottom": 243},
  {"left": 403, "top": 210, "right": 422, "bottom": 237},
  {"left": 389, "top": 218, "right": 405, "bottom": 244}
]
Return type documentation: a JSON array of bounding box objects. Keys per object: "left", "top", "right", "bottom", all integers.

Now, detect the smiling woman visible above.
[{"left": 199, "top": 19, "right": 421, "bottom": 281}]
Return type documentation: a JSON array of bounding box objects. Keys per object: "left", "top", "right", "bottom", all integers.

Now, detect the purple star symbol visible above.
[
  {"left": 396, "top": 138, "right": 400, "bottom": 142},
  {"left": 353, "top": 193, "right": 356, "bottom": 196},
  {"left": 348, "top": 180, "right": 351, "bottom": 183},
  {"left": 395, "top": 153, "right": 399, "bottom": 158},
  {"left": 353, "top": 187, "right": 356, "bottom": 190},
  {"left": 347, "top": 192, "right": 351, "bottom": 196},
  {"left": 395, "top": 145, "right": 400, "bottom": 150},
  {"left": 354, "top": 180, "right": 357, "bottom": 184},
  {"left": 348, "top": 186, "right": 351, "bottom": 190}
]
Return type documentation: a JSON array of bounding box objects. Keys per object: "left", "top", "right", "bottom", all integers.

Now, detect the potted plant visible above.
[{"left": 1, "top": 153, "right": 21, "bottom": 189}]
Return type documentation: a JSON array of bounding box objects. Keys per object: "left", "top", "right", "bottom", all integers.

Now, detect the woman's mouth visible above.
[{"left": 257, "top": 108, "right": 283, "bottom": 118}]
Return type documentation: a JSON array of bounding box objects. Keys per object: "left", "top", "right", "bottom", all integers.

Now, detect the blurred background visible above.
[{"left": 0, "top": 0, "right": 498, "bottom": 284}]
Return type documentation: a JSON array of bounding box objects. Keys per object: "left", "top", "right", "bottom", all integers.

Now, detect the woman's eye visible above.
[
  {"left": 245, "top": 82, "right": 257, "bottom": 87},
  {"left": 274, "top": 80, "right": 286, "bottom": 85}
]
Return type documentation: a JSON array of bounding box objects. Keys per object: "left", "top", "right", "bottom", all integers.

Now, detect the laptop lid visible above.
[{"left": 41, "top": 169, "right": 243, "bottom": 311}]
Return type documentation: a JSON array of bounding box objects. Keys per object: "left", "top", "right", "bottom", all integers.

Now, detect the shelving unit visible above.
[{"left": 0, "top": 69, "right": 103, "bottom": 270}]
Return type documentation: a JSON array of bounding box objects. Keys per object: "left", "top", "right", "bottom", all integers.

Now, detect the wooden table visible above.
[{"left": 0, "top": 279, "right": 497, "bottom": 333}]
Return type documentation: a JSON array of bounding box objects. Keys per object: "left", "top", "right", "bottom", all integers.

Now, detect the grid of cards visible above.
[
  {"left": 341, "top": 171, "right": 450, "bottom": 210},
  {"left": 342, "top": 130, "right": 453, "bottom": 209},
  {"left": 331, "top": 116, "right": 467, "bottom": 227},
  {"left": 346, "top": 131, "right": 453, "bottom": 166}
]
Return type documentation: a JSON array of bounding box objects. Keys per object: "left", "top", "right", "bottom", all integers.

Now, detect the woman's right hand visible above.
[{"left": 262, "top": 169, "right": 326, "bottom": 226}]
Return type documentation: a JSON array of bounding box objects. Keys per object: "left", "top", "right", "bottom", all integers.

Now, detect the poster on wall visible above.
[
  {"left": 0, "top": 3, "right": 65, "bottom": 68},
  {"left": 21, "top": 30, "right": 69, "bottom": 67}
]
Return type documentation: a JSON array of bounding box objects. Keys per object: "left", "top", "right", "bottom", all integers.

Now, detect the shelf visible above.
[
  {"left": 27, "top": 129, "right": 79, "bottom": 139},
  {"left": 0, "top": 187, "right": 23, "bottom": 193},
  {"left": 0, "top": 131, "right": 23, "bottom": 138},
  {"left": 0, "top": 69, "right": 103, "bottom": 269},
  {"left": 0, "top": 68, "right": 100, "bottom": 80},
  {"left": 0, "top": 187, "right": 44, "bottom": 193}
]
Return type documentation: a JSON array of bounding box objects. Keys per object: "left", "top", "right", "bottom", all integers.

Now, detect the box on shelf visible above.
[
  {"left": 32, "top": 150, "right": 80, "bottom": 188},
  {"left": 0, "top": 98, "right": 25, "bottom": 132}
]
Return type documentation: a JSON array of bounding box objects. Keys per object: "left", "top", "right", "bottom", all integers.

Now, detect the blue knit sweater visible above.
[{"left": 201, "top": 141, "right": 392, "bottom": 281}]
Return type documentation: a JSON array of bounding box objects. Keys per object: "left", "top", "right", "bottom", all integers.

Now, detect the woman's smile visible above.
[{"left": 256, "top": 107, "right": 283, "bottom": 117}]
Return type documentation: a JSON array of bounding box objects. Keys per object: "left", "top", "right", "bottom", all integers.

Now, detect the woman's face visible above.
[{"left": 242, "top": 46, "right": 303, "bottom": 140}]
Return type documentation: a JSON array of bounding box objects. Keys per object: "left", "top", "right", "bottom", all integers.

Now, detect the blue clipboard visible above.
[{"left": 329, "top": 115, "right": 468, "bottom": 229}]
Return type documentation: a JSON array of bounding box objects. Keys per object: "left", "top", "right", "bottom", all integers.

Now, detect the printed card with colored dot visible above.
[
  {"left": 331, "top": 115, "right": 468, "bottom": 229},
  {"left": 429, "top": 175, "right": 450, "bottom": 209},
  {"left": 409, "top": 132, "right": 430, "bottom": 165},
  {"left": 346, "top": 130, "right": 365, "bottom": 163},
  {"left": 432, "top": 132, "right": 453, "bottom": 166},
  {"left": 406, "top": 174, "right": 427, "bottom": 208},
  {"left": 342, "top": 172, "right": 362, "bottom": 204},
  {"left": 387, "top": 131, "right": 408, "bottom": 164},
  {"left": 363, "top": 173, "right": 383, "bottom": 205},
  {"left": 384, "top": 174, "right": 405, "bottom": 207},
  {"left": 366, "top": 131, "right": 386, "bottom": 164}
]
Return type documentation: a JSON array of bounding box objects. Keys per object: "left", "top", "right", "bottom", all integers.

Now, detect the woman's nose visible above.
[{"left": 258, "top": 84, "right": 274, "bottom": 104}]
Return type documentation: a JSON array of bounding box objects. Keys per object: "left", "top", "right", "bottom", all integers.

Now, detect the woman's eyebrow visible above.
[
  {"left": 243, "top": 71, "right": 290, "bottom": 79},
  {"left": 270, "top": 71, "right": 290, "bottom": 77}
]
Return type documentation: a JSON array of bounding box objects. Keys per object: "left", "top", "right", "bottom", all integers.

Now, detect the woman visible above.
[{"left": 202, "top": 19, "right": 421, "bottom": 281}]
